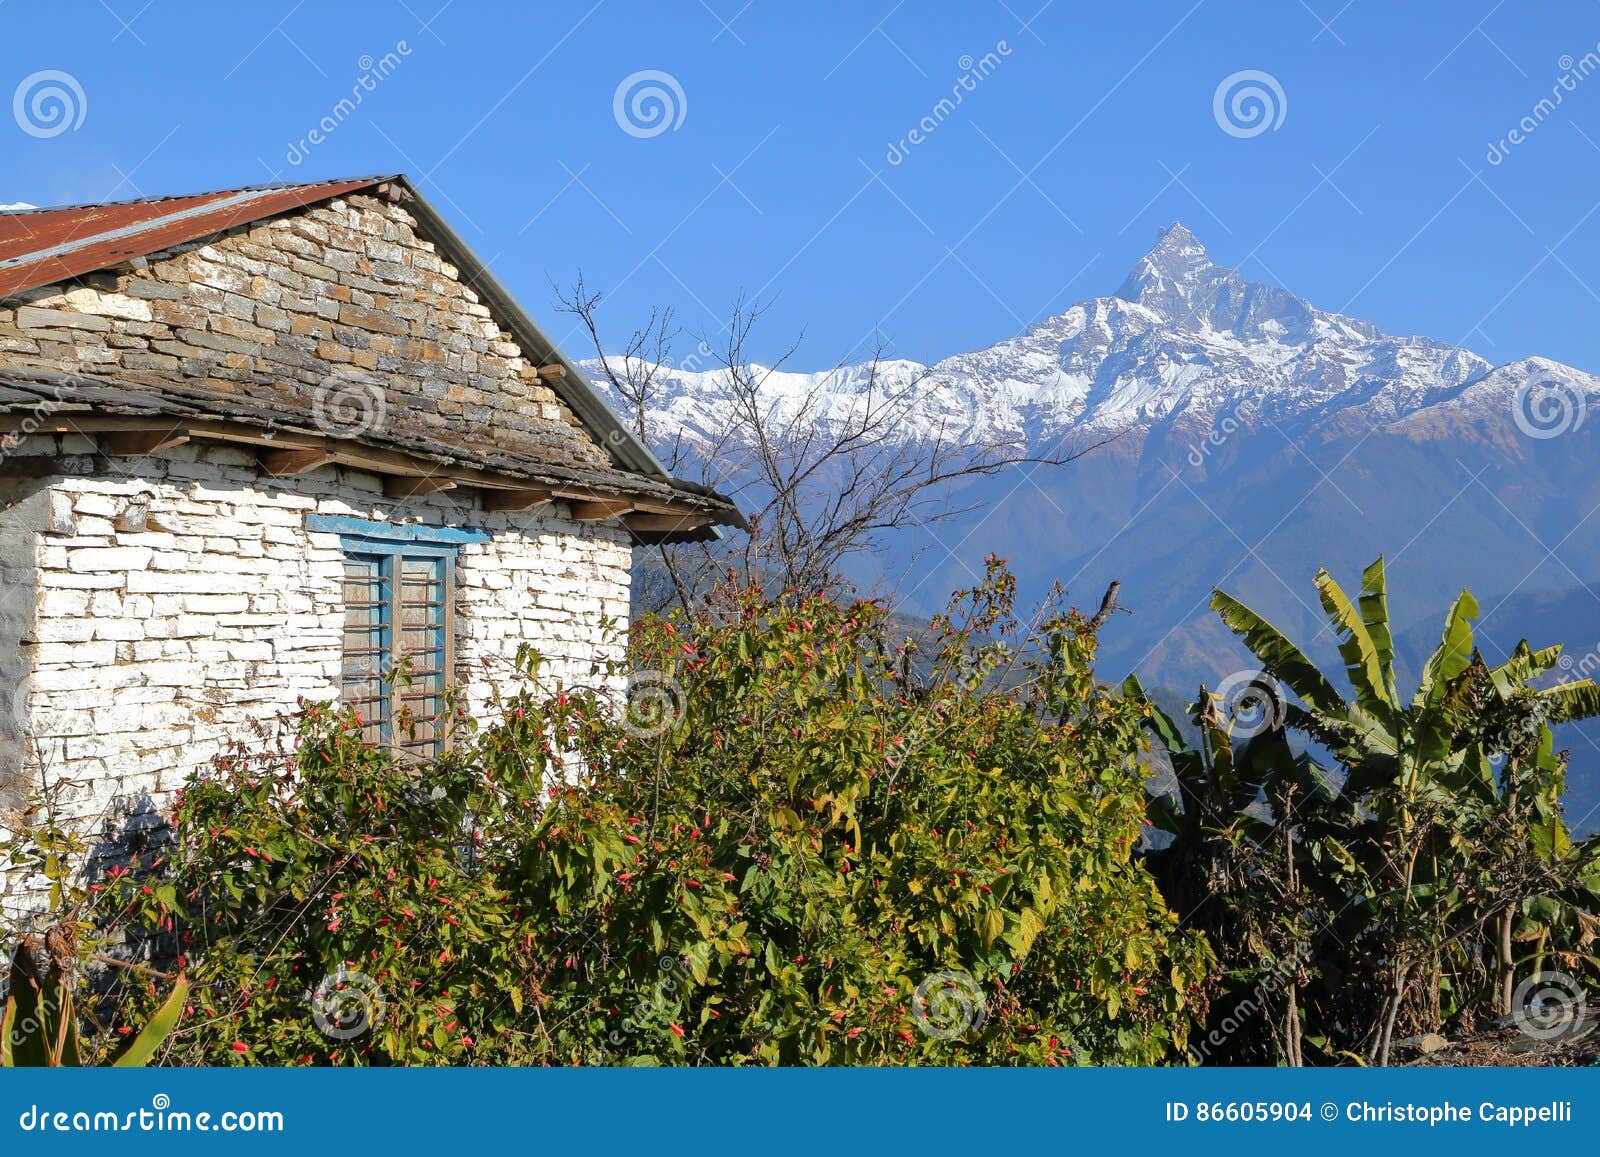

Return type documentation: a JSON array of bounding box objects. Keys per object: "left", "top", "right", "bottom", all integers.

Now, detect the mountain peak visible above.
[
  {"left": 1152, "top": 220, "right": 1203, "bottom": 255},
  {"left": 1115, "top": 222, "right": 1213, "bottom": 306}
]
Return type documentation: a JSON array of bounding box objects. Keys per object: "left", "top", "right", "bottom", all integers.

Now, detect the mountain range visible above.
[{"left": 586, "top": 223, "right": 1600, "bottom": 827}]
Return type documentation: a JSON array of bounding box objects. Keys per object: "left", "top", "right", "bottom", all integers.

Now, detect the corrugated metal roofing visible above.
[{"left": 0, "top": 176, "right": 392, "bottom": 300}]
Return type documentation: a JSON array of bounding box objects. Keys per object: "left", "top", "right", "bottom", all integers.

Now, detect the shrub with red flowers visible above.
[{"left": 94, "top": 560, "right": 1210, "bottom": 1065}]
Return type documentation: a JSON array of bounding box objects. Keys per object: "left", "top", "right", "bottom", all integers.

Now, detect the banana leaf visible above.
[
  {"left": 1316, "top": 566, "right": 1397, "bottom": 716},
  {"left": 1414, "top": 589, "right": 1478, "bottom": 707},
  {"left": 1210, "top": 590, "right": 1344, "bottom": 716}
]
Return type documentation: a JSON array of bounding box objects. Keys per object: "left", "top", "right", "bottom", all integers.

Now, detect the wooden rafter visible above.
[
  {"left": 624, "top": 512, "right": 713, "bottom": 533},
  {"left": 259, "top": 446, "right": 337, "bottom": 476},
  {"left": 480, "top": 487, "right": 553, "bottom": 512},
  {"left": 383, "top": 475, "right": 458, "bottom": 499},
  {"left": 98, "top": 429, "right": 190, "bottom": 456},
  {"left": 0, "top": 414, "right": 726, "bottom": 532},
  {"left": 567, "top": 498, "right": 633, "bottom": 522}
]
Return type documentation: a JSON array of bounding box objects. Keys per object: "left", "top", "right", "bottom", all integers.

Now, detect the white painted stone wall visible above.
[{"left": 0, "top": 436, "right": 630, "bottom": 899}]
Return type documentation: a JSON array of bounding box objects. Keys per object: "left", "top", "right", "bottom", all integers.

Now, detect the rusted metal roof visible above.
[{"left": 0, "top": 176, "right": 394, "bottom": 300}]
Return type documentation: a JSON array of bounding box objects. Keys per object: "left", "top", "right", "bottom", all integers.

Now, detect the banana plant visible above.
[
  {"left": 1124, "top": 675, "right": 1334, "bottom": 902},
  {"left": 1212, "top": 559, "right": 1600, "bottom": 814},
  {"left": 1125, "top": 674, "right": 1342, "bottom": 1064},
  {"left": 1, "top": 932, "right": 188, "bottom": 1067},
  {"left": 1205, "top": 557, "right": 1600, "bottom": 1064}
]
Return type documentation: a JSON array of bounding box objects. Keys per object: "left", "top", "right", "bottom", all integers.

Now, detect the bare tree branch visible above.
[{"left": 556, "top": 279, "right": 1109, "bottom": 611}]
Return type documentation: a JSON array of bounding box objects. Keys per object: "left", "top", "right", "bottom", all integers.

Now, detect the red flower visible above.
[
  {"left": 231, "top": 1042, "right": 248, "bottom": 1054},
  {"left": 670, "top": 1024, "right": 685, "bottom": 1038}
]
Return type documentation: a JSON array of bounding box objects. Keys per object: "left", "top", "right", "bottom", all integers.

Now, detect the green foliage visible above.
[
  {"left": 1138, "top": 557, "right": 1600, "bottom": 1065},
  {"left": 0, "top": 788, "right": 190, "bottom": 1067},
  {"left": 1, "top": 937, "right": 188, "bottom": 1067},
  {"left": 94, "top": 561, "right": 1207, "bottom": 1066}
]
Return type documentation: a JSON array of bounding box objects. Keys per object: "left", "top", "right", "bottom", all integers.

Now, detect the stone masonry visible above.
[
  {"left": 0, "top": 193, "right": 610, "bottom": 474},
  {"left": 0, "top": 190, "right": 642, "bottom": 905},
  {"left": 0, "top": 436, "right": 631, "bottom": 897}
]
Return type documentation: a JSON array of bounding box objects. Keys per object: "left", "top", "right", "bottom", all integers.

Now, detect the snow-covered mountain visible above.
[
  {"left": 588, "top": 225, "right": 1600, "bottom": 827},
  {"left": 591, "top": 223, "right": 1598, "bottom": 463}
]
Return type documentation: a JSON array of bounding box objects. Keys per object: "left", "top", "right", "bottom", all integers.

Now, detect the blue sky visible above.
[{"left": 4, "top": 0, "right": 1600, "bottom": 372}]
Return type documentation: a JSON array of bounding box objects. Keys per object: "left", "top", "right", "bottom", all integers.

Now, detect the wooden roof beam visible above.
[
  {"left": 383, "top": 475, "right": 458, "bottom": 499},
  {"left": 98, "top": 429, "right": 190, "bottom": 456},
  {"left": 623, "top": 512, "right": 713, "bottom": 533},
  {"left": 480, "top": 487, "right": 553, "bottom": 512},
  {"left": 259, "top": 445, "right": 338, "bottom": 476},
  {"left": 567, "top": 498, "right": 634, "bottom": 522},
  {"left": 0, "top": 413, "right": 729, "bottom": 524}
]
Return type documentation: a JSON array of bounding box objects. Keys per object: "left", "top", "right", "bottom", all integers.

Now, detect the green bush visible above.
[{"left": 102, "top": 561, "right": 1208, "bottom": 1065}]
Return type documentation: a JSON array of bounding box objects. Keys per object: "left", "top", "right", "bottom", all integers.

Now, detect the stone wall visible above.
[
  {"left": 0, "top": 437, "right": 631, "bottom": 905},
  {"left": 0, "top": 192, "right": 611, "bottom": 474},
  {"left": 0, "top": 186, "right": 657, "bottom": 912}
]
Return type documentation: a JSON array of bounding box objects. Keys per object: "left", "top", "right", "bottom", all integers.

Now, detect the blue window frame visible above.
[{"left": 312, "top": 516, "right": 487, "bottom": 757}]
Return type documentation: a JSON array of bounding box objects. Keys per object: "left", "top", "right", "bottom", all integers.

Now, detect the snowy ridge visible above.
[{"left": 585, "top": 223, "right": 1598, "bottom": 455}]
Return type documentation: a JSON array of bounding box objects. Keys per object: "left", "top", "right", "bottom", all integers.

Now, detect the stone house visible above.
[{"left": 0, "top": 175, "right": 740, "bottom": 868}]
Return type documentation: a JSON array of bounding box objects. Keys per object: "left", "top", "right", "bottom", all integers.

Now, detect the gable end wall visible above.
[{"left": 0, "top": 193, "right": 613, "bottom": 473}]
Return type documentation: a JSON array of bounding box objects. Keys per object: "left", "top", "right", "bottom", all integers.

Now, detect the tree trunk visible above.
[
  {"left": 1282, "top": 797, "right": 1303, "bottom": 1067},
  {"left": 1375, "top": 961, "right": 1410, "bottom": 1068},
  {"left": 1497, "top": 906, "right": 1516, "bottom": 1015},
  {"left": 1285, "top": 984, "right": 1302, "bottom": 1068}
]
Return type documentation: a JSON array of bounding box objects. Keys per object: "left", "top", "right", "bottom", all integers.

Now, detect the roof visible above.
[
  {"left": 0, "top": 177, "right": 385, "bottom": 299},
  {"left": 0, "top": 366, "right": 732, "bottom": 544},
  {"left": 0, "top": 175, "right": 741, "bottom": 536}
]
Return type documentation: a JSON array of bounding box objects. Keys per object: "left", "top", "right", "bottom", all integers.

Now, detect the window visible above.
[
  {"left": 340, "top": 548, "right": 450, "bottom": 754},
  {"left": 311, "top": 516, "right": 487, "bottom": 757}
]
